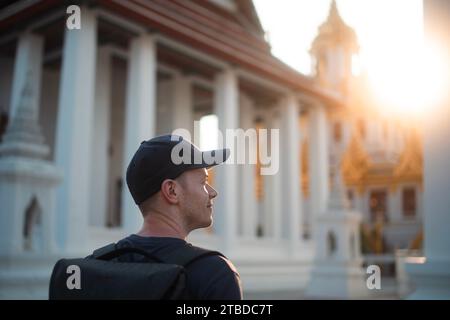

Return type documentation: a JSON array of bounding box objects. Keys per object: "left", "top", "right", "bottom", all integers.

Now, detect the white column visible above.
[
  {"left": 416, "top": 185, "right": 423, "bottom": 221},
  {"left": 10, "top": 32, "right": 43, "bottom": 118},
  {"left": 263, "top": 108, "right": 282, "bottom": 239},
  {"left": 423, "top": 118, "right": 450, "bottom": 257},
  {"left": 353, "top": 191, "right": 365, "bottom": 216},
  {"left": 408, "top": 71, "right": 450, "bottom": 293},
  {"left": 54, "top": 8, "right": 97, "bottom": 253},
  {"left": 362, "top": 191, "right": 371, "bottom": 222},
  {"left": 366, "top": 121, "right": 377, "bottom": 147},
  {"left": 407, "top": 0, "right": 450, "bottom": 299},
  {"left": 406, "top": 0, "right": 450, "bottom": 299},
  {"left": 280, "top": 95, "right": 302, "bottom": 250},
  {"left": 406, "top": 99, "right": 450, "bottom": 298},
  {"left": 193, "top": 112, "right": 202, "bottom": 147},
  {"left": 388, "top": 187, "right": 402, "bottom": 223},
  {"left": 121, "top": 34, "right": 157, "bottom": 234},
  {"left": 239, "top": 94, "right": 257, "bottom": 238},
  {"left": 374, "top": 121, "right": 384, "bottom": 146},
  {"left": 213, "top": 69, "right": 238, "bottom": 254},
  {"left": 309, "top": 104, "right": 330, "bottom": 233},
  {"left": 89, "top": 47, "right": 111, "bottom": 227},
  {"left": 172, "top": 73, "right": 193, "bottom": 139}
]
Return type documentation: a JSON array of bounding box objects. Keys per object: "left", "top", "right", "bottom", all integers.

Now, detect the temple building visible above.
[
  {"left": 303, "top": 1, "right": 424, "bottom": 264},
  {"left": 1, "top": 0, "right": 447, "bottom": 299}
]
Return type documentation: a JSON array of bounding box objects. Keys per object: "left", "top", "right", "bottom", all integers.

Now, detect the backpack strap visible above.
[
  {"left": 91, "top": 242, "right": 223, "bottom": 267},
  {"left": 92, "top": 243, "right": 117, "bottom": 259},
  {"left": 159, "top": 244, "right": 224, "bottom": 268},
  {"left": 91, "top": 242, "right": 163, "bottom": 262}
]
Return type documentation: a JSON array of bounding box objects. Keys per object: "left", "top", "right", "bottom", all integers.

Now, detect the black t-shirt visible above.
[{"left": 114, "top": 234, "right": 243, "bottom": 300}]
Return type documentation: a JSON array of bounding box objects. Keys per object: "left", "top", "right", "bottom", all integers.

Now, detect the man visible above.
[{"left": 115, "top": 134, "right": 243, "bottom": 300}]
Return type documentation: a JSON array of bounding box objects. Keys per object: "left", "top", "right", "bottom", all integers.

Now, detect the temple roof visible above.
[{"left": 0, "top": 0, "right": 343, "bottom": 108}]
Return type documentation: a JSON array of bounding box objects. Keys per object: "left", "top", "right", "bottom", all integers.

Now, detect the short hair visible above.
[{"left": 138, "top": 193, "right": 159, "bottom": 216}]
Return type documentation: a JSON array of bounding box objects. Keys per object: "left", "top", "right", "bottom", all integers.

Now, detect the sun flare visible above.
[{"left": 366, "top": 43, "right": 445, "bottom": 117}]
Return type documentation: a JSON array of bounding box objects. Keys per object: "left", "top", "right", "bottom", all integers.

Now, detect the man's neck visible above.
[{"left": 137, "top": 211, "right": 188, "bottom": 240}]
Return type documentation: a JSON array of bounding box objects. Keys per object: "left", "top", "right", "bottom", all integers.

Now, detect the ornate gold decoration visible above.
[
  {"left": 341, "top": 131, "right": 370, "bottom": 193},
  {"left": 393, "top": 129, "right": 423, "bottom": 186}
]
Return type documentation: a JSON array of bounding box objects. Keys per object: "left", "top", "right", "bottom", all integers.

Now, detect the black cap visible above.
[{"left": 126, "top": 134, "right": 230, "bottom": 205}]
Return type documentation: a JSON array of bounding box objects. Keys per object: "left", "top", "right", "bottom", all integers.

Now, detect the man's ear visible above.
[{"left": 160, "top": 179, "right": 180, "bottom": 204}]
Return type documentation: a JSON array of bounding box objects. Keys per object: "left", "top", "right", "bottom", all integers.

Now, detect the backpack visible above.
[{"left": 49, "top": 242, "right": 222, "bottom": 300}]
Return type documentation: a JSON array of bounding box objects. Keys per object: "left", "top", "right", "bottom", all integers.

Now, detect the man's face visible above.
[{"left": 177, "top": 168, "right": 218, "bottom": 230}]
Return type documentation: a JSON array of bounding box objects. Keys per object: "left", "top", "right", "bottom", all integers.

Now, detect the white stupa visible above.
[
  {"left": 0, "top": 71, "right": 61, "bottom": 299},
  {"left": 305, "top": 152, "right": 368, "bottom": 299}
]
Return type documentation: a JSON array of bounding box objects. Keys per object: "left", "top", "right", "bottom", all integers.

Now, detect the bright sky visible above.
[
  {"left": 254, "top": 0, "right": 423, "bottom": 74},
  {"left": 199, "top": 0, "right": 445, "bottom": 150},
  {"left": 253, "top": 0, "right": 444, "bottom": 116}
]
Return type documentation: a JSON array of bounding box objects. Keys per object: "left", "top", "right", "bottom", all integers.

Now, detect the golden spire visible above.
[
  {"left": 394, "top": 128, "right": 423, "bottom": 183},
  {"left": 310, "top": 0, "right": 359, "bottom": 53},
  {"left": 328, "top": 0, "right": 342, "bottom": 26}
]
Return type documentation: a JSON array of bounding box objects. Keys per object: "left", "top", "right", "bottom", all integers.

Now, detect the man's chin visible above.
[{"left": 202, "top": 216, "right": 213, "bottom": 229}]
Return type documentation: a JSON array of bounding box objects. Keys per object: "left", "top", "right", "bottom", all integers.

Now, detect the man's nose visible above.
[{"left": 207, "top": 184, "right": 218, "bottom": 199}]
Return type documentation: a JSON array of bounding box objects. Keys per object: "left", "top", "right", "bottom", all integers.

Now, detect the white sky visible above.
[
  {"left": 253, "top": 0, "right": 424, "bottom": 76},
  {"left": 199, "top": 0, "right": 438, "bottom": 149},
  {"left": 252, "top": 0, "right": 445, "bottom": 117}
]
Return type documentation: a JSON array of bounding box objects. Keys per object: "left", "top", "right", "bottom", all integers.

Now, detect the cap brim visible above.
[{"left": 200, "top": 148, "right": 230, "bottom": 168}]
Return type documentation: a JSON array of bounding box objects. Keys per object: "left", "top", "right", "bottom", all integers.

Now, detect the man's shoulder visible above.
[
  {"left": 188, "top": 251, "right": 239, "bottom": 275},
  {"left": 185, "top": 248, "right": 242, "bottom": 299}
]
